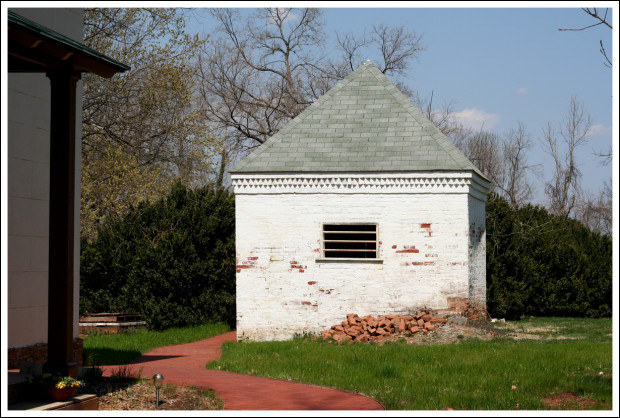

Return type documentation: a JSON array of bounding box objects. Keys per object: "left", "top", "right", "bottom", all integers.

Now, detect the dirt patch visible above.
[
  {"left": 542, "top": 392, "right": 598, "bottom": 409},
  {"left": 86, "top": 379, "right": 223, "bottom": 410},
  {"left": 359, "top": 322, "right": 496, "bottom": 346},
  {"left": 489, "top": 323, "right": 585, "bottom": 341},
  {"left": 520, "top": 326, "right": 557, "bottom": 333},
  {"left": 588, "top": 372, "right": 612, "bottom": 379},
  {"left": 322, "top": 317, "right": 595, "bottom": 346}
]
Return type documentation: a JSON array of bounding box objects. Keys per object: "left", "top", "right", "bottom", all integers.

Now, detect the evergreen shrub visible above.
[
  {"left": 486, "top": 194, "right": 612, "bottom": 319},
  {"left": 80, "top": 184, "right": 236, "bottom": 330}
]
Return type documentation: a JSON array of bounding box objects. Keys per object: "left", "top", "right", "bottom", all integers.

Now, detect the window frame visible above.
[{"left": 319, "top": 223, "right": 381, "bottom": 261}]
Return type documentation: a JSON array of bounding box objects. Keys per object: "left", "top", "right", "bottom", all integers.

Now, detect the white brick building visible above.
[{"left": 231, "top": 61, "right": 489, "bottom": 341}]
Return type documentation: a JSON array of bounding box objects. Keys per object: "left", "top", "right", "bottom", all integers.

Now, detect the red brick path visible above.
[{"left": 100, "top": 331, "right": 384, "bottom": 410}]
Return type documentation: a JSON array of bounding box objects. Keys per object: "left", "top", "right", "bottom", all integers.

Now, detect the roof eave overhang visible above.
[{"left": 7, "top": 10, "right": 129, "bottom": 77}]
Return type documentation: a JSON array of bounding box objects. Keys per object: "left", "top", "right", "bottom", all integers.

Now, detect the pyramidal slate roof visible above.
[{"left": 230, "top": 60, "right": 485, "bottom": 178}]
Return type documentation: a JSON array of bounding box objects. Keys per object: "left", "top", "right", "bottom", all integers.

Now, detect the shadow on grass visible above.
[
  {"left": 128, "top": 354, "right": 182, "bottom": 364},
  {"left": 84, "top": 348, "right": 142, "bottom": 366}
]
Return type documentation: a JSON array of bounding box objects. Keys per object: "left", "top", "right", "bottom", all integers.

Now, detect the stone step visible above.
[{"left": 8, "top": 394, "right": 98, "bottom": 411}]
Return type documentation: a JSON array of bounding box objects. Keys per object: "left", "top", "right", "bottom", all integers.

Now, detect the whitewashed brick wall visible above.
[
  {"left": 468, "top": 194, "right": 487, "bottom": 312},
  {"left": 233, "top": 172, "right": 488, "bottom": 341}
]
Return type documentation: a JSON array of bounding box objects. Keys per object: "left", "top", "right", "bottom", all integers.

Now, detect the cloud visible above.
[
  {"left": 587, "top": 124, "right": 612, "bottom": 138},
  {"left": 451, "top": 108, "right": 501, "bottom": 131},
  {"left": 517, "top": 87, "right": 528, "bottom": 95}
]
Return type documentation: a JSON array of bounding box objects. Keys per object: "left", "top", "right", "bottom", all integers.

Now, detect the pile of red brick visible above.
[{"left": 321, "top": 312, "right": 447, "bottom": 343}]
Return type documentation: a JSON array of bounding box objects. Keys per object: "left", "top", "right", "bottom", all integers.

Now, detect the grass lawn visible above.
[
  {"left": 80, "top": 317, "right": 612, "bottom": 410},
  {"left": 82, "top": 322, "right": 230, "bottom": 366},
  {"left": 205, "top": 317, "right": 612, "bottom": 410}
]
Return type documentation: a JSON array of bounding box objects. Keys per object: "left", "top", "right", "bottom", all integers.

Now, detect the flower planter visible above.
[{"left": 42, "top": 386, "right": 78, "bottom": 402}]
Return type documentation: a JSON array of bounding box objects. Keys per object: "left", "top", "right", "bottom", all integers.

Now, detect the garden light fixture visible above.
[{"left": 153, "top": 373, "right": 164, "bottom": 406}]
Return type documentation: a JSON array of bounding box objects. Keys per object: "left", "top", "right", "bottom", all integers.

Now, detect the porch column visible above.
[{"left": 44, "top": 68, "right": 81, "bottom": 377}]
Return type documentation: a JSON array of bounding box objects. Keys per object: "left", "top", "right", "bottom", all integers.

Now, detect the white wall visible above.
[
  {"left": 233, "top": 173, "right": 484, "bottom": 341},
  {"left": 8, "top": 8, "right": 83, "bottom": 348}
]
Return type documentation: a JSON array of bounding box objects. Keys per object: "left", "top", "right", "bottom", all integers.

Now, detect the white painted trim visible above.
[{"left": 232, "top": 172, "right": 489, "bottom": 197}]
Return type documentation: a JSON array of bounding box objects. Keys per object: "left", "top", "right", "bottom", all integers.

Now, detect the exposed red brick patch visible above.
[
  {"left": 289, "top": 262, "right": 307, "bottom": 273},
  {"left": 420, "top": 224, "right": 432, "bottom": 237},
  {"left": 247, "top": 257, "right": 259, "bottom": 261},
  {"left": 308, "top": 281, "right": 317, "bottom": 285},
  {"left": 301, "top": 301, "right": 312, "bottom": 306},
  {"left": 396, "top": 245, "right": 419, "bottom": 253},
  {"left": 392, "top": 245, "right": 397, "bottom": 249},
  {"left": 236, "top": 264, "right": 253, "bottom": 269}
]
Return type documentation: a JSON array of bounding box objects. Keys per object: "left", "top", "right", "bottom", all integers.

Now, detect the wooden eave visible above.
[{"left": 8, "top": 10, "right": 129, "bottom": 77}]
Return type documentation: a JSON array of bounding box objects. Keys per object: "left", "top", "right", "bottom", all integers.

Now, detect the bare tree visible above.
[
  {"left": 498, "top": 122, "right": 534, "bottom": 208},
  {"left": 198, "top": 8, "right": 327, "bottom": 150},
  {"left": 574, "top": 180, "right": 613, "bottom": 236},
  {"left": 575, "top": 180, "right": 613, "bottom": 236},
  {"left": 452, "top": 127, "right": 504, "bottom": 193},
  {"left": 412, "top": 91, "right": 472, "bottom": 139},
  {"left": 543, "top": 95, "right": 593, "bottom": 219},
  {"left": 331, "top": 24, "right": 424, "bottom": 98},
  {"left": 559, "top": 7, "right": 612, "bottom": 68},
  {"left": 197, "top": 7, "right": 425, "bottom": 157}
]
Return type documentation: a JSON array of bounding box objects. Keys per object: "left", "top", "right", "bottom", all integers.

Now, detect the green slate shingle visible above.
[{"left": 230, "top": 60, "right": 485, "bottom": 178}]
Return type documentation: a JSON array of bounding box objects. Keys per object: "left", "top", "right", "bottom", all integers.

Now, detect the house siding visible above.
[{"left": 8, "top": 7, "right": 83, "bottom": 349}]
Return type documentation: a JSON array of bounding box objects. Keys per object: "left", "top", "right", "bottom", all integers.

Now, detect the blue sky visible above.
[{"left": 190, "top": 3, "right": 616, "bottom": 205}]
